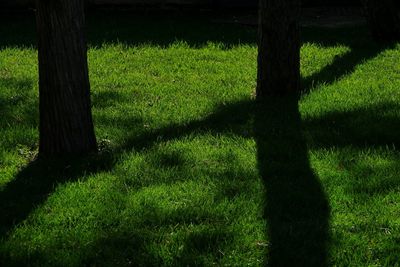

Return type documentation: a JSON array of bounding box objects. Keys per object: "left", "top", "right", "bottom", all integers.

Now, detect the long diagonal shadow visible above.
[
  {"left": 0, "top": 94, "right": 393, "bottom": 265},
  {"left": 0, "top": 101, "right": 254, "bottom": 247},
  {"left": 0, "top": 155, "right": 114, "bottom": 243},
  {"left": 255, "top": 96, "right": 329, "bottom": 266},
  {"left": 302, "top": 26, "right": 395, "bottom": 92},
  {"left": 1, "top": 25, "right": 396, "bottom": 265},
  {"left": 255, "top": 30, "right": 392, "bottom": 266}
]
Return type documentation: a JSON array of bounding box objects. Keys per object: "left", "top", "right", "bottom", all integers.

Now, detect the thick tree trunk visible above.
[
  {"left": 257, "top": 0, "right": 301, "bottom": 98},
  {"left": 362, "top": 0, "right": 400, "bottom": 41},
  {"left": 36, "top": 0, "right": 97, "bottom": 156}
]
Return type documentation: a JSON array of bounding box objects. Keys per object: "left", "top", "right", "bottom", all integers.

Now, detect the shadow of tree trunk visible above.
[
  {"left": 255, "top": 96, "right": 330, "bottom": 266},
  {"left": 301, "top": 27, "right": 395, "bottom": 93},
  {"left": 0, "top": 155, "right": 113, "bottom": 243}
]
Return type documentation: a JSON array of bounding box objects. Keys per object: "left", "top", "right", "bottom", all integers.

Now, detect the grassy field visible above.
[{"left": 1, "top": 10, "right": 400, "bottom": 267}]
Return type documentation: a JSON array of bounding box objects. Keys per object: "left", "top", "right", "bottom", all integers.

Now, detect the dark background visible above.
[{"left": 0, "top": 0, "right": 364, "bottom": 10}]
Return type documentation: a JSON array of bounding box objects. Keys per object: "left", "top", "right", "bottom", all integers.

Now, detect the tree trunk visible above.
[
  {"left": 362, "top": 0, "right": 400, "bottom": 41},
  {"left": 257, "top": 0, "right": 301, "bottom": 98},
  {"left": 36, "top": 0, "right": 97, "bottom": 156}
]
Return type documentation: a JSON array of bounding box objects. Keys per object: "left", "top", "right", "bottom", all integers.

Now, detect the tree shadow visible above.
[
  {"left": 1, "top": 15, "right": 398, "bottom": 265},
  {"left": 117, "top": 100, "right": 254, "bottom": 153},
  {"left": 94, "top": 94, "right": 397, "bottom": 266},
  {"left": 304, "top": 102, "right": 400, "bottom": 150},
  {"left": 98, "top": 30, "right": 395, "bottom": 265},
  {"left": 2, "top": 96, "right": 398, "bottom": 265},
  {"left": 0, "top": 154, "right": 115, "bottom": 245},
  {"left": 253, "top": 27, "right": 396, "bottom": 265},
  {"left": 301, "top": 26, "right": 396, "bottom": 91},
  {"left": 75, "top": 203, "right": 234, "bottom": 267},
  {"left": 76, "top": 94, "right": 329, "bottom": 266},
  {"left": 255, "top": 96, "right": 329, "bottom": 266},
  {"left": 0, "top": 77, "right": 37, "bottom": 130}
]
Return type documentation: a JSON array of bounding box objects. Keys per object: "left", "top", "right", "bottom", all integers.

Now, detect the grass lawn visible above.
[{"left": 1, "top": 10, "right": 400, "bottom": 267}]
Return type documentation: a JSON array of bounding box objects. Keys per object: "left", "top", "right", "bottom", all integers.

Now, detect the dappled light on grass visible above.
[
  {"left": 1, "top": 12, "right": 400, "bottom": 266},
  {"left": 1, "top": 138, "right": 263, "bottom": 266}
]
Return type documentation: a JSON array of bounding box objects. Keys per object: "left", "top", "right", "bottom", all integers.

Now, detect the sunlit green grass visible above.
[{"left": 1, "top": 11, "right": 400, "bottom": 266}]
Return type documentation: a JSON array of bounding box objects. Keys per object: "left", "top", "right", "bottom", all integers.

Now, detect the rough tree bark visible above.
[
  {"left": 36, "top": 0, "right": 97, "bottom": 156},
  {"left": 362, "top": 0, "right": 400, "bottom": 41},
  {"left": 256, "top": 0, "right": 301, "bottom": 97}
]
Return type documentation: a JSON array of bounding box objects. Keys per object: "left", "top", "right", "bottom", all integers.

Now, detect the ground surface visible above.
[{"left": 0, "top": 10, "right": 400, "bottom": 267}]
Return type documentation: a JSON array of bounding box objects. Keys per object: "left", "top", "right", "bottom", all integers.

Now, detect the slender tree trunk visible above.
[
  {"left": 362, "top": 0, "right": 400, "bottom": 41},
  {"left": 36, "top": 0, "right": 97, "bottom": 156},
  {"left": 257, "top": 0, "right": 301, "bottom": 98}
]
